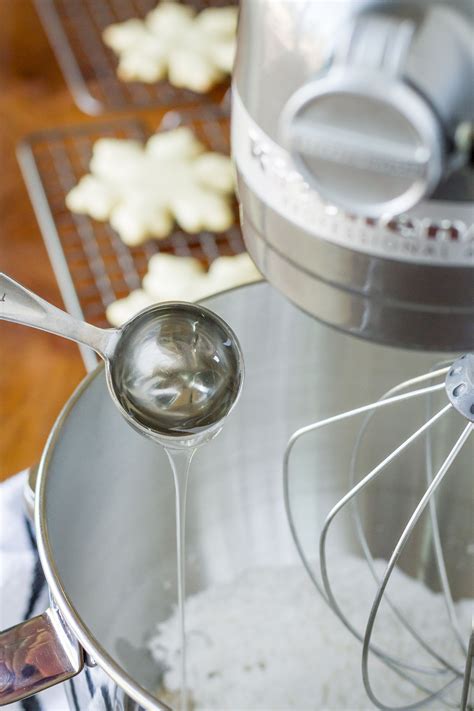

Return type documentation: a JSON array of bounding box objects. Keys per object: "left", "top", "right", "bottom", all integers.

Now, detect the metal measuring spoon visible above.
[{"left": 0, "top": 273, "right": 244, "bottom": 446}]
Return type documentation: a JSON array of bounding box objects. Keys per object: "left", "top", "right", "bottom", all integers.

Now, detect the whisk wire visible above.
[
  {"left": 349, "top": 367, "right": 468, "bottom": 674},
  {"left": 283, "top": 380, "right": 459, "bottom": 702},
  {"left": 424, "top": 372, "right": 470, "bottom": 657},
  {"left": 285, "top": 381, "right": 447, "bottom": 446},
  {"left": 320, "top": 403, "right": 460, "bottom": 678},
  {"left": 460, "top": 627, "right": 474, "bottom": 711},
  {"left": 283, "top": 365, "right": 471, "bottom": 709},
  {"left": 361, "top": 422, "right": 473, "bottom": 711}
]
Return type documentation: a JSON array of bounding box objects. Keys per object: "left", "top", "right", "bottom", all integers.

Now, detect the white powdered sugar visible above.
[{"left": 149, "top": 556, "right": 471, "bottom": 710}]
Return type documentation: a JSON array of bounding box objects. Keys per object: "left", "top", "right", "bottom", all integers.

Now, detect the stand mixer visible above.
[
  {"left": 1, "top": 2, "right": 472, "bottom": 709},
  {"left": 233, "top": 1, "right": 473, "bottom": 708}
]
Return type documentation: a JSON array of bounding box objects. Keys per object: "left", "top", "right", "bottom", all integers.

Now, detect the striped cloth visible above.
[{"left": 0, "top": 472, "right": 119, "bottom": 711}]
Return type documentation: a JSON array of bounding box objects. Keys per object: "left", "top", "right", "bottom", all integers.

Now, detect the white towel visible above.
[{"left": 0, "top": 472, "right": 121, "bottom": 711}]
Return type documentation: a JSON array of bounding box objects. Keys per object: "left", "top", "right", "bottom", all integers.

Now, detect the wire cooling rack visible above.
[
  {"left": 18, "top": 108, "right": 244, "bottom": 368},
  {"left": 34, "top": 0, "right": 235, "bottom": 114}
]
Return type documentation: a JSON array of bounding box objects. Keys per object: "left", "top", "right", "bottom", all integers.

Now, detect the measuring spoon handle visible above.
[{"left": 0, "top": 273, "right": 117, "bottom": 359}]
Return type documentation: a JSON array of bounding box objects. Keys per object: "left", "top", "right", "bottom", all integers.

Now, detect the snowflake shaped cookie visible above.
[
  {"left": 102, "top": 2, "right": 238, "bottom": 92},
  {"left": 65, "top": 127, "right": 235, "bottom": 246},
  {"left": 106, "top": 252, "right": 261, "bottom": 326}
]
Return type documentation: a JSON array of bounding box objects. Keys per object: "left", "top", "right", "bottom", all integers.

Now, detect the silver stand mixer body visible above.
[
  {"left": 232, "top": 0, "right": 474, "bottom": 350},
  {"left": 35, "top": 284, "right": 472, "bottom": 709}
]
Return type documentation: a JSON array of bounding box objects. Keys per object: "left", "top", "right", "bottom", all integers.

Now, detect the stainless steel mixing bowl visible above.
[{"left": 2, "top": 283, "right": 472, "bottom": 709}]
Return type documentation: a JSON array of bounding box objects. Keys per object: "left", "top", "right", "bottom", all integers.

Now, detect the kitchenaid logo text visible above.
[{"left": 233, "top": 92, "right": 473, "bottom": 266}]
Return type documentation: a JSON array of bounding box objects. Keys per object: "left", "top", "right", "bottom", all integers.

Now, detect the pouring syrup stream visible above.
[
  {"left": 165, "top": 446, "right": 196, "bottom": 711},
  {"left": 0, "top": 273, "right": 244, "bottom": 710}
]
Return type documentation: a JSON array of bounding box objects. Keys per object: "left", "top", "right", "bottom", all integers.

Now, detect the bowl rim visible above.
[{"left": 35, "top": 361, "right": 170, "bottom": 710}]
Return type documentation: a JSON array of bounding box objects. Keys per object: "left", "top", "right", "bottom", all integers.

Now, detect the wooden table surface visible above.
[{"left": 0, "top": 0, "right": 168, "bottom": 480}]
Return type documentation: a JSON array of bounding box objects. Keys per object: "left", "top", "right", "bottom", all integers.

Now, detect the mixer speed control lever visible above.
[{"left": 280, "top": 7, "right": 474, "bottom": 217}]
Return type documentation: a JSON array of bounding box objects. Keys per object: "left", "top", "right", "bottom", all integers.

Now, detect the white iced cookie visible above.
[
  {"left": 102, "top": 2, "right": 238, "bottom": 92},
  {"left": 105, "top": 289, "right": 155, "bottom": 327},
  {"left": 207, "top": 253, "right": 262, "bottom": 291},
  {"left": 192, "top": 153, "right": 235, "bottom": 194},
  {"left": 65, "top": 127, "right": 235, "bottom": 246},
  {"left": 65, "top": 175, "right": 117, "bottom": 221},
  {"left": 142, "top": 253, "right": 206, "bottom": 301},
  {"left": 106, "top": 253, "right": 262, "bottom": 326}
]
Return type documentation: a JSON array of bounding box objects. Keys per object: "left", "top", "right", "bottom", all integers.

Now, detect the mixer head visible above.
[{"left": 233, "top": 0, "right": 474, "bottom": 350}]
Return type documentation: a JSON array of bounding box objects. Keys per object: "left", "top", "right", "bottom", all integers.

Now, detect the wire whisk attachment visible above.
[{"left": 284, "top": 355, "right": 474, "bottom": 710}]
